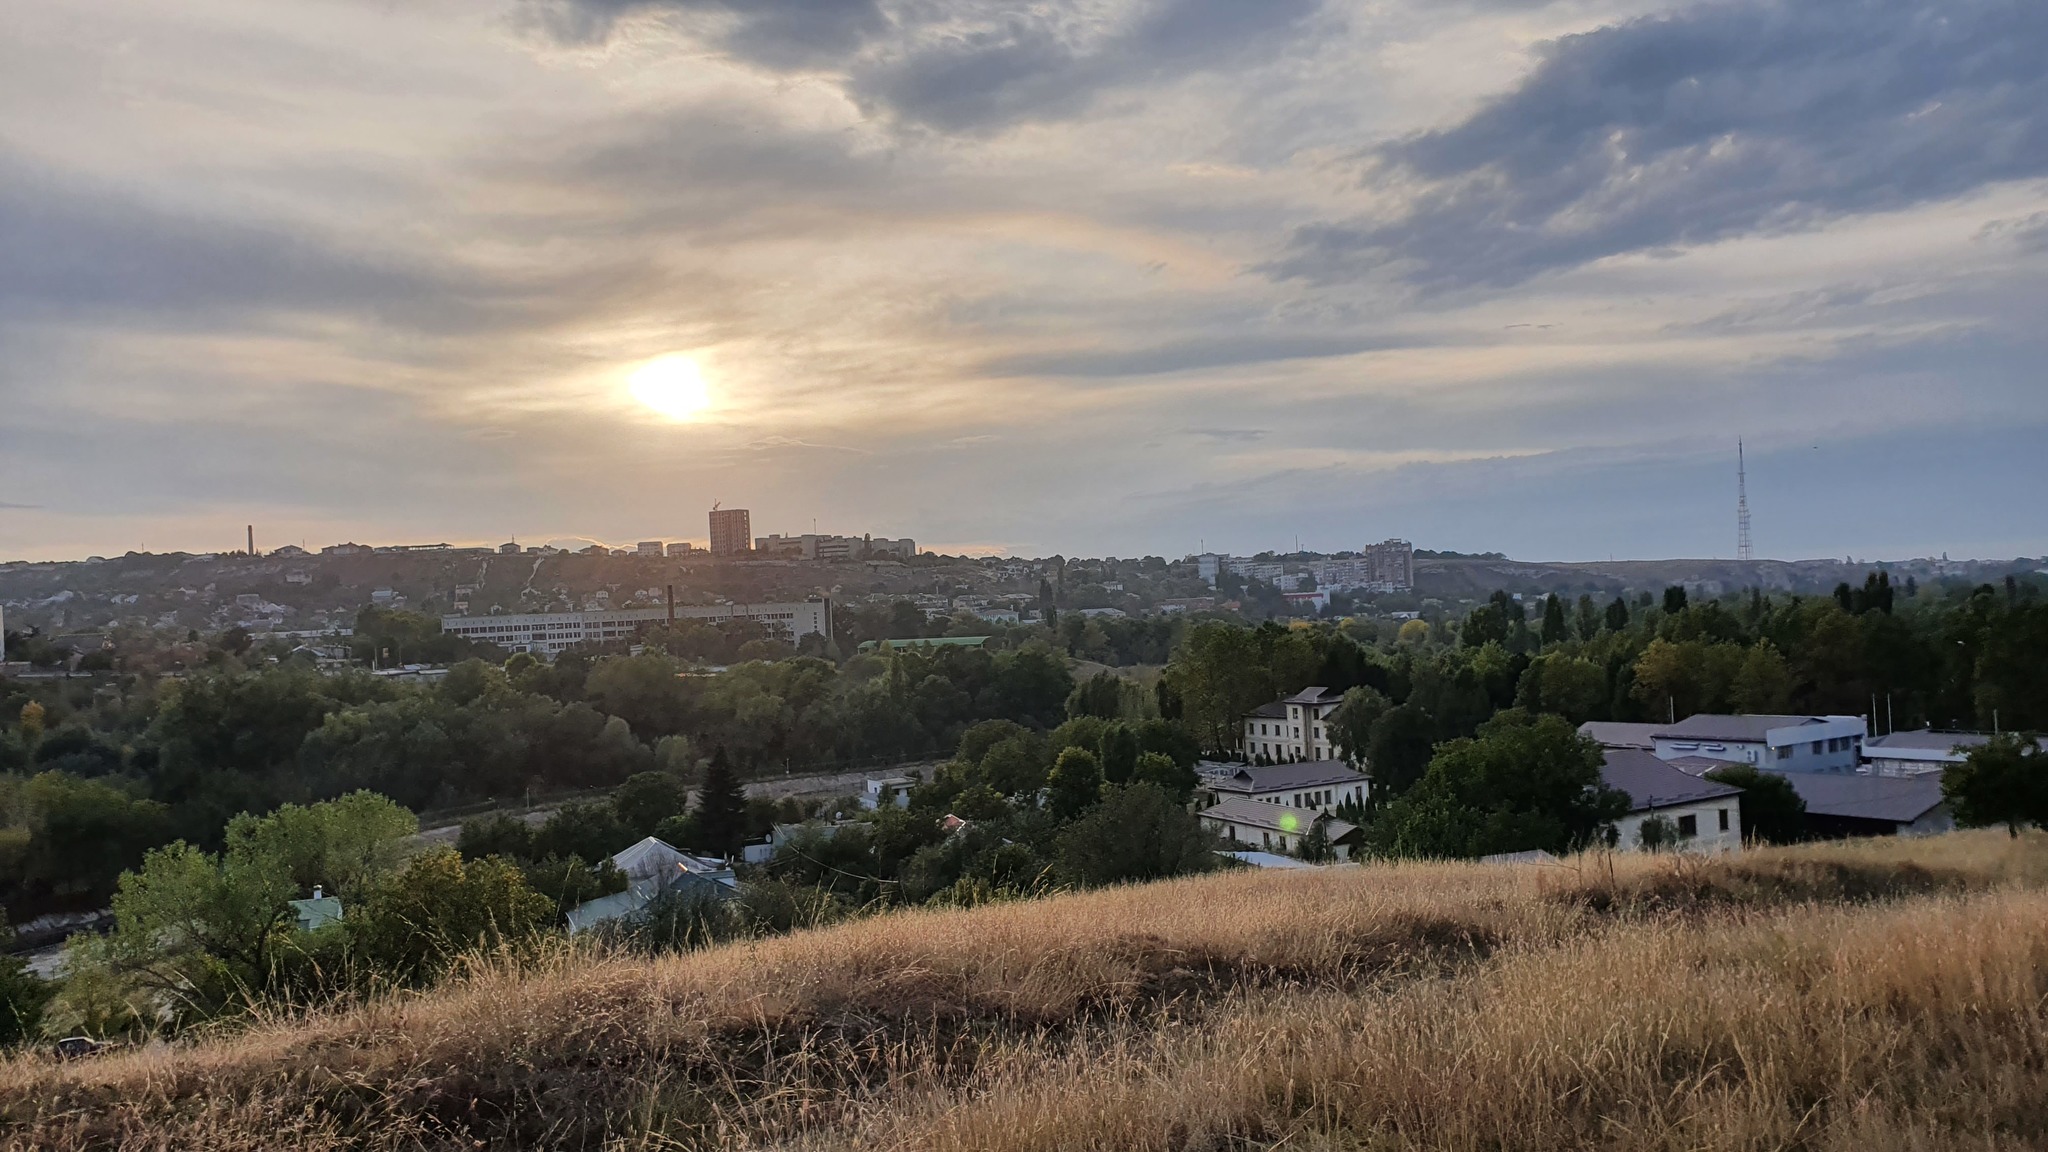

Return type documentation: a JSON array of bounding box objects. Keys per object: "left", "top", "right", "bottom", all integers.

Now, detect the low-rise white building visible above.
[
  {"left": 1199, "top": 760, "right": 1369, "bottom": 812},
  {"left": 440, "top": 599, "right": 831, "bottom": 655},
  {"left": 1199, "top": 796, "right": 1361, "bottom": 859},
  {"left": 1652, "top": 713, "right": 1867, "bottom": 774},
  {"left": 1862, "top": 729, "right": 2047, "bottom": 776},
  {"left": 1602, "top": 748, "right": 1744, "bottom": 854},
  {"left": 860, "top": 776, "right": 915, "bottom": 809}
]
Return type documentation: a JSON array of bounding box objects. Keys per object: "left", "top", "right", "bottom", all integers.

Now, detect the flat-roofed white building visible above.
[
  {"left": 1652, "top": 713, "right": 1867, "bottom": 774},
  {"left": 1862, "top": 729, "right": 2048, "bottom": 777},
  {"left": 441, "top": 600, "right": 831, "bottom": 655}
]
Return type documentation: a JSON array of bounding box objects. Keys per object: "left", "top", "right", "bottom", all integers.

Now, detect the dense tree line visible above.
[{"left": 0, "top": 637, "right": 1073, "bottom": 922}]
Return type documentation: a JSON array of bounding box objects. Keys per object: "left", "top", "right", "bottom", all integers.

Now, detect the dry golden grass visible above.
[{"left": 4, "top": 830, "right": 2045, "bottom": 1151}]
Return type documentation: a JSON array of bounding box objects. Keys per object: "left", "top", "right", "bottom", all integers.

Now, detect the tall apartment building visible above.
[{"left": 708, "top": 508, "right": 751, "bottom": 557}]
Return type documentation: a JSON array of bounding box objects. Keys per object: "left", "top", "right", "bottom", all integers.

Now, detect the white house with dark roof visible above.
[
  {"left": 1199, "top": 796, "right": 1362, "bottom": 859},
  {"left": 1199, "top": 760, "right": 1370, "bottom": 812},
  {"left": 1240, "top": 686, "right": 1347, "bottom": 762},
  {"left": 1601, "top": 748, "right": 1744, "bottom": 854},
  {"left": 1651, "top": 713, "right": 1867, "bottom": 774}
]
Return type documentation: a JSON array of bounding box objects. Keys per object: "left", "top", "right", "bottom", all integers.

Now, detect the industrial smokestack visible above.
[{"left": 247, "top": 524, "right": 254, "bottom": 556}]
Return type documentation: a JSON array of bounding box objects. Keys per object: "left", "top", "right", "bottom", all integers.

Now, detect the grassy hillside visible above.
[{"left": 6, "top": 832, "right": 2047, "bottom": 1151}]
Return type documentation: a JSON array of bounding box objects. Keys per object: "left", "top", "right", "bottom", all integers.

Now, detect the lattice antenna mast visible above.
[{"left": 1736, "top": 439, "right": 1753, "bottom": 562}]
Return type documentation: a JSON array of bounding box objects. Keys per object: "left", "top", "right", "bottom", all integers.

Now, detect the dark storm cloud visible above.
[
  {"left": 0, "top": 153, "right": 654, "bottom": 339},
  {"left": 0, "top": 156, "right": 432, "bottom": 322},
  {"left": 532, "top": 0, "right": 1324, "bottom": 132},
  {"left": 1267, "top": 0, "right": 2048, "bottom": 290}
]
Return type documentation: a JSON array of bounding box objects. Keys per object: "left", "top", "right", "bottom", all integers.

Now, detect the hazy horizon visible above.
[{"left": 4, "top": 0, "right": 2044, "bottom": 564}]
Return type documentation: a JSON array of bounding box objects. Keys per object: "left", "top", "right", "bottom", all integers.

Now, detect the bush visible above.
[{"left": 1054, "top": 783, "right": 1218, "bottom": 887}]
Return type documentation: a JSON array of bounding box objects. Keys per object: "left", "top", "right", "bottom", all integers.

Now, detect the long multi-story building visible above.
[
  {"left": 1195, "top": 539, "right": 1414, "bottom": 593},
  {"left": 708, "top": 508, "right": 751, "bottom": 557},
  {"left": 441, "top": 600, "right": 830, "bottom": 656},
  {"left": 752, "top": 532, "right": 918, "bottom": 562}
]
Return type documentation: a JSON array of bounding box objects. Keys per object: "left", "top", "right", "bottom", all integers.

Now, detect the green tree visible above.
[
  {"left": 1635, "top": 814, "right": 1677, "bottom": 852},
  {"left": 1365, "top": 703, "right": 1437, "bottom": 803},
  {"left": 1371, "top": 711, "right": 1629, "bottom": 859},
  {"left": 1516, "top": 654, "right": 1606, "bottom": 724},
  {"left": 0, "top": 924, "right": 51, "bottom": 1047},
  {"left": 349, "top": 849, "right": 553, "bottom": 983},
  {"left": 1165, "top": 622, "right": 1272, "bottom": 753},
  {"left": 1575, "top": 595, "right": 1601, "bottom": 642},
  {"left": 612, "top": 772, "right": 690, "bottom": 838},
  {"left": 222, "top": 791, "right": 416, "bottom": 899},
  {"left": 1327, "top": 685, "right": 1390, "bottom": 765},
  {"left": 92, "top": 841, "right": 296, "bottom": 1020},
  {"left": 1702, "top": 764, "right": 1807, "bottom": 844},
  {"left": 1604, "top": 597, "right": 1630, "bottom": 632},
  {"left": 1066, "top": 671, "right": 1126, "bottom": 720},
  {"left": 1729, "top": 642, "right": 1794, "bottom": 715},
  {"left": 1540, "top": 594, "right": 1569, "bottom": 646},
  {"left": 1053, "top": 784, "right": 1217, "bottom": 886},
  {"left": 1097, "top": 723, "right": 1141, "bottom": 785},
  {"left": 685, "top": 748, "right": 750, "bottom": 859},
  {"left": 1662, "top": 586, "right": 1689, "bottom": 614},
  {"left": 1046, "top": 747, "right": 1103, "bottom": 819},
  {"left": 1132, "top": 750, "right": 1197, "bottom": 803},
  {"left": 1943, "top": 733, "right": 2047, "bottom": 837}
]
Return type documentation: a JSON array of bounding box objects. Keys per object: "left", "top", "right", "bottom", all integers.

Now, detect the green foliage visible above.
[
  {"left": 612, "top": 772, "right": 689, "bottom": 838},
  {"left": 1703, "top": 764, "right": 1808, "bottom": 844},
  {"left": 0, "top": 928, "right": 51, "bottom": 1047},
  {"left": 520, "top": 855, "right": 628, "bottom": 920},
  {"left": 8, "top": 773, "right": 173, "bottom": 917},
  {"left": 1053, "top": 784, "right": 1218, "bottom": 887},
  {"left": 1328, "top": 685, "right": 1390, "bottom": 764},
  {"left": 1132, "top": 751, "right": 1197, "bottom": 803},
  {"left": 1943, "top": 733, "right": 2048, "bottom": 837},
  {"left": 1635, "top": 814, "right": 1678, "bottom": 852},
  {"left": 222, "top": 791, "right": 416, "bottom": 898},
  {"left": 348, "top": 849, "right": 554, "bottom": 983},
  {"left": 1046, "top": 747, "right": 1103, "bottom": 819},
  {"left": 681, "top": 749, "right": 748, "bottom": 860},
  {"left": 1097, "top": 723, "right": 1141, "bottom": 785},
  {"left": 1066, "top": 671, "right": 1127, "bottom": 720},
  {"left": 1366, "top": 703, "right": 1437, "bottom": 803},
  {"left": 1371, "top": 711, "right": 1629, "bottom": 859}
]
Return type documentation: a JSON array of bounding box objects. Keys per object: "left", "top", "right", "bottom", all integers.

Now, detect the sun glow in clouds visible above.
[{"left": 628, "top": 354, "right": 711, "bottom": 422}]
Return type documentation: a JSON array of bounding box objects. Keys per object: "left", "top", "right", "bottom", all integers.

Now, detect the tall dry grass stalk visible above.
[{"left": 3, "top": 830, "right": 2043, "bottom": 1150}]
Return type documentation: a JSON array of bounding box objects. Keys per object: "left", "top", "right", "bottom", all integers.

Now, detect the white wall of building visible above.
[{"left": 1611, "top": 801, "right": 1742, "bottom": 854}]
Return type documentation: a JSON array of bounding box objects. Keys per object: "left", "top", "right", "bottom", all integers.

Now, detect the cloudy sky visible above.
[{"left": 2, "top": 0, "right": 2044, "bottom": 563}]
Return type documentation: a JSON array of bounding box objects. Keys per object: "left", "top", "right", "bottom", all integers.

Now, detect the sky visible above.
[{"left": 2, "top": 0, "right": 2045, "bottom": 563}]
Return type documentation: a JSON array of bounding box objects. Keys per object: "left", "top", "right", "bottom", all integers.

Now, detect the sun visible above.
[{"left": 628, "top": 354, "right": 711, "bottom": 422}]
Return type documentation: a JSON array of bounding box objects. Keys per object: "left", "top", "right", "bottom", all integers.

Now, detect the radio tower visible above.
[{"left": 1736, "top": 440, "right": 1753, "bottom": 562}]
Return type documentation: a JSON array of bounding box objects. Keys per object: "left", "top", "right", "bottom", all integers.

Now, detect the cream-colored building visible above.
[{"left": 1241, "top": 686, "right": 1347, "bottom": 762}]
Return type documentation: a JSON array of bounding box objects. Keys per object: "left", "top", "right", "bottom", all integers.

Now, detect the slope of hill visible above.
[{"left": 5, "top": 831, "right": 2046, "bottom": 1151}]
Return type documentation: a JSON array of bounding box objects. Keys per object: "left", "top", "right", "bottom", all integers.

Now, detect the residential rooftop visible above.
[
  {"left": 1600, "top": 749, "right": 1745, "bottom": 813},
  {"left": 1211, "top": 760, "right": 1369, "bottom": 792}
]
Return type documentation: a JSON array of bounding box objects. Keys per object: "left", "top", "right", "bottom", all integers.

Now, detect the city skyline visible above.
[{"left": 2, "top": 0, "right": 2045, "bottom": 563}]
